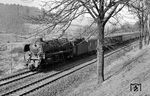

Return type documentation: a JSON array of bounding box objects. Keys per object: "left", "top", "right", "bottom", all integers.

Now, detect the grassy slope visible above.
[{"left": 66, "top": 45, "right": 149, "bottom": 96}]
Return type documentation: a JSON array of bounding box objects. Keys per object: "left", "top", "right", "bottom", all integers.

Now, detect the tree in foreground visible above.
[
  {"left": 127, "top": 0, "right": 150, "bottom": 48},
  {"left": 144, "top": 0, "right": 150, "bottom": 44},
  {"left": 29, "top": 0, "right": 130, "bottom": 84}
]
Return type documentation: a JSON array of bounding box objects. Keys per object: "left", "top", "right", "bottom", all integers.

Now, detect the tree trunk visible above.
[
  {"left": 139, "top": 13, "right": 144, "bottom": 49},
  {"left": 143, "top": 0, "right": 148, "bottom": 45},
  {"left": 139, "top": 23, "right": 143, "bottom": 49},
  {"left": 144, "top": 22, "right": 147, "bottom": 45},
  {"left": 147, "top": 15, "right": 150, "bottom": 45},
  {"left": 97, "top": 21, "right": 104, "bottom": 84}
]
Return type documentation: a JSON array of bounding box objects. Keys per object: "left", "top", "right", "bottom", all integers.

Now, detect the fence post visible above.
[{"left": 10, "top": 44, "right": 13, "bottom": 73}]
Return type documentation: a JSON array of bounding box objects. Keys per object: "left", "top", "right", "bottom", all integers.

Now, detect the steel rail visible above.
[
  {"left": 0, "top": 69, "right": 29, "bottom": 82},
  {"left": 0, "top": 71, "right": 37, "bottom": 87}
]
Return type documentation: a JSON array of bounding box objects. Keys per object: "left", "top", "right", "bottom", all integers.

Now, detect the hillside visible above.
[{"left": 0, "top": 3, "right": 41, "bottom": 35}]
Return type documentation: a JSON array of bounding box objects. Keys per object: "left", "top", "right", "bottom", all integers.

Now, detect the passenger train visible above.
[{"left": 24, "top": 32, "right": 140, "bottom": 71}]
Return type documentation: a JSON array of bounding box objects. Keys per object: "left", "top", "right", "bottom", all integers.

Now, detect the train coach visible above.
[
  {"left": 24, "top": 32, "right": 140, "bottom": 71},
  {"left": 86, "top": 32, "right": 140, "bottom": 53}
]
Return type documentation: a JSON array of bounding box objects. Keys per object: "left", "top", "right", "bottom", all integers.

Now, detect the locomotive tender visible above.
[{"left": 24, "top": 32, "right": 140, "bottom": 71}]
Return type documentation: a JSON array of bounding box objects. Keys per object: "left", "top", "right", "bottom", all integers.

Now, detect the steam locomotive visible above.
[{"left": 24, "top": 32, "right": 140, "bottom": 71}]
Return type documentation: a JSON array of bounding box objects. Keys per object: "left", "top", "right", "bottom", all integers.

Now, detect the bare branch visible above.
[
  {"left": 104, "top": 3, "right": 119, "bottom": 25},
  {"left": 76, "top": 0, "right": 97, "bottom": 20}
]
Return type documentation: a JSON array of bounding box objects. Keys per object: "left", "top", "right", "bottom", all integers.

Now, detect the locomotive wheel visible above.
[
  {"left": 29, "top": 64, "right": 36, "bottom": 71},
  {"left": 29, "top": 59, "right": 43, "bottom": 71},
  {"left": 28, "top": 60, "right": 38, "bottom": 71},
  {"left": 36, "top": 59, "right": 44, "bottom": 71}
]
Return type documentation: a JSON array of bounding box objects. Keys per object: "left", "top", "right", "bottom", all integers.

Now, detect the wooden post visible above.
[{"left": 10, "top": 44, "right": 13, "bottom": 73}]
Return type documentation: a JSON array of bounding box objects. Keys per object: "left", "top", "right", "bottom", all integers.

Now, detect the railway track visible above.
[
  {"left": 0, "top": 41, "right": 138, "bottom": 96},
  {"left": 0, "top": 71, "right": 37, "bottom": 86},
  {"left": 0, "top": 69, "right": 30, "bottom": 84}
]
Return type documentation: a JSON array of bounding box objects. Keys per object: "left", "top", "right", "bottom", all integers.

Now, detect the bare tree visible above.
[
  {"left": 144, "top": 0, "right": 150, "bottom": 44},
  {"left": 128, "top": 0, "right": 149, "bottom": 48},
  {"left": 147, "top": 14, "right": 150, "bottom": 44},
  {"left": 27, "top": 0, "right": 130, "bottom": 84}
]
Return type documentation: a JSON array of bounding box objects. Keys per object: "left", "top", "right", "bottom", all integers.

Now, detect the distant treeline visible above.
[{"left": 0, "top": 3, "right": 41, "bottom": 34}]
